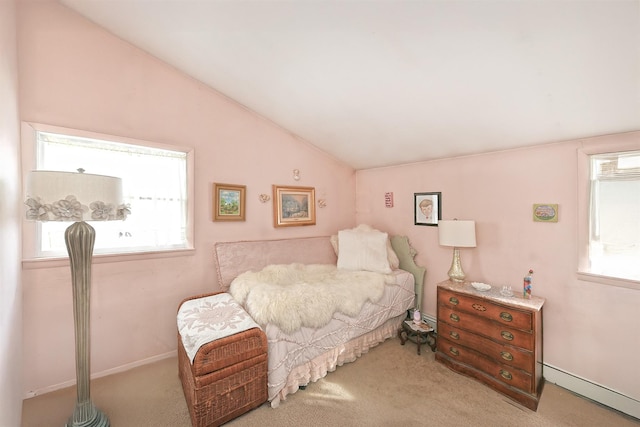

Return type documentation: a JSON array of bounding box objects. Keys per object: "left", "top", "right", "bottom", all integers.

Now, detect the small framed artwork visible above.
[
  {"left": 273, "top": 185, "right": 316, "bottom": 227},
  {"left": 533, "top": 203, "right": 559, "bottom": 222},
  {"left": 414, "top": 192, "right": 441, "bottom": 226},
  {"left": 213, "top": 183, "right": 246, "bottom": 221},
  {"left": 385, "top": 192, "right": 394, "bottom": 208}
]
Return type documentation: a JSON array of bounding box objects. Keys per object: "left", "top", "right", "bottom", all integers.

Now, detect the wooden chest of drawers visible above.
[{"left": 435, "top": 280, "right": 545, "bottom": 410}]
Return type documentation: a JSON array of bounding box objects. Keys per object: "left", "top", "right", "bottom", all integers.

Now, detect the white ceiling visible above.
[{"left": 59, "top": 0, "right": 640, "bottom": 170}]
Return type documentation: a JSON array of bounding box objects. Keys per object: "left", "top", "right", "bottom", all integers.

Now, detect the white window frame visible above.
[
  {"left": 577, "top": 131, "right": 640, "bottom": 290},
  {"left": 21, "top": 122, "right": 195, "bottom": 268}
]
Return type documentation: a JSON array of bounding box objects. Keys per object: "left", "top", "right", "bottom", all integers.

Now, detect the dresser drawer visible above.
[
  {"left": 439, "top": 306, "right": 534, "bottom": 351},
  {"left": 438, "top": 289, "right": 533, "bottom": 332},
  {"left": 439, "top": 336, "right": 534, "bottom": 393},
  {"left": 437, "top": 321, "right": 534, "bottom": 372}
]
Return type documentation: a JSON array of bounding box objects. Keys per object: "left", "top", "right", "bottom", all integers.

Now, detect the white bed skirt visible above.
[{"left": 270, "top": 314, "right": 404, "bottom": 407}]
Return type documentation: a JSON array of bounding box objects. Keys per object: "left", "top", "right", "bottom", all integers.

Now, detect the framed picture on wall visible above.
[
  {"left": 273, "top": 185, "right": 316, "bottom": 227},
  {"left": 414, "top": 192, "right": 441, "bottom": 226},
  {"left": 213, "top": 183, "right": 246, "bottom": 221},
  {"left": 533, "top": 203, "right": 559, "bottom": 222}
]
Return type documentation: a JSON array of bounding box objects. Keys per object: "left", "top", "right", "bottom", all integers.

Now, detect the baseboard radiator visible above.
[
  {"left": 543, "top": 364, "right": 640, "bottom": 420},
  {"left": 424, "top": 313, "right": 639, "bottom": 420}
]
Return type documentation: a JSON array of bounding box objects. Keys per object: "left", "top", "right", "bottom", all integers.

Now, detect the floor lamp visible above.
[
  {"left": 25, "top": 169, "right": 129, "bottom": 427},
  {"left": 438, "top": 219, "right": 476, "bottom": 283}
]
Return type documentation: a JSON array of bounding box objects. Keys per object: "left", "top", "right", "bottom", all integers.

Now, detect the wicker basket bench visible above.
[{"left": 177, "top": 292, "right": 268, "bottom": 427}]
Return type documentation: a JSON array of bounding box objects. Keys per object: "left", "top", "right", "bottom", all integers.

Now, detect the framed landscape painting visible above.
[
  {"left": 273, "top": 185, "right": 316, "bottom": 227},
  {"left": 213, "top": 183, "right": 246, "bottom": 221}
]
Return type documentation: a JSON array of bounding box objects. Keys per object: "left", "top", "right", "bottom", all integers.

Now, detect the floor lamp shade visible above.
[
  {"left": 25, "top": 170, "right": 127, "bottom": 222},
  {"left": 438, "top": 220, "right": 476, "bottom": 283},
  {"left": 25, "top": 170, "right": 128, "bottom": 427}
]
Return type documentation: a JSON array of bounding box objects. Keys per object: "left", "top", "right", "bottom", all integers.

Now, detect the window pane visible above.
[
  {"left": 589, "top": 151, "right": 640, "bottom": 281},
  {"left": 36, "top": 130, "right": 189, "bottom": 256}
]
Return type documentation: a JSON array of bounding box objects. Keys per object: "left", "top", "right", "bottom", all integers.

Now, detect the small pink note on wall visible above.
[{"left": 384, "top": 192, "right": 394, "bottom": 208}]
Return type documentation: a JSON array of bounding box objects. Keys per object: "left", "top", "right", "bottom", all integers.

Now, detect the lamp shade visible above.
[
  {"left": 25, "top": 170, "right": 128, "bottom": 222},
  {"left": 438, "top": 220, "right": 476, "bottom": 248}
]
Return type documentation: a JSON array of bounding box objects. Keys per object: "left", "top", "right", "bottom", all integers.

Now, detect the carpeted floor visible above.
[{"left": 22, "top": 337, "right": 639, "bottom": 427}]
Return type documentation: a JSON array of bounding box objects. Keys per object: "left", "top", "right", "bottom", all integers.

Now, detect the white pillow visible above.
[
  {"left": 337, "top": 229, "right": 392, "bottom": 274},
  {"left": 331, "top": 225, "right": 400, "bottom": 269}
]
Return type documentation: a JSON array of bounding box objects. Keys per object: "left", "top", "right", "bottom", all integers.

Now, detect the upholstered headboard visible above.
[
  {"left": 213, "top": 235, "right": 426, "bottom": 309},
  {"left": 390, "top": 235, "right": 426, "bottom": 311},
  {"left": 213, "top": 236, "right": 337, "bottom": 291}
]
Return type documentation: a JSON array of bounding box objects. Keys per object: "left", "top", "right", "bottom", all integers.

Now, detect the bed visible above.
[{"left": 212, "top": 228, "right": 425, "bottom": 407}]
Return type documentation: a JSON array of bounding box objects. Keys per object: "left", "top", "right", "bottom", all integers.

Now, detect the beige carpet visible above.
[{"left": 22, "top": 337, "right": 639, "bottom": 427}]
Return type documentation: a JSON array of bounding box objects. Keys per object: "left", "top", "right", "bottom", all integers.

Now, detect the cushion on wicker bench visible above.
[{"left": 177, "top": 292, "right": 260, "bottom": 362}]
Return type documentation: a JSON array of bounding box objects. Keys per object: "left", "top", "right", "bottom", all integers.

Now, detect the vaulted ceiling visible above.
[{"left": 60, "top": 0, "right": 640, "bottom": 169}]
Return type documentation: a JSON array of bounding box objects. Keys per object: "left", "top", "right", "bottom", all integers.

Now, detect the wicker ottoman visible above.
[{"left": 177, "top": 292, "right": 268, "bottom": 427}]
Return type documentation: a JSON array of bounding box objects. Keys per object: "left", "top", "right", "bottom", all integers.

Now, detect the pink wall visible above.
[
  {"left": 0, "top": 0, "right": 23, "bottom": 424},
  {"left": 356, "top": 134, "right": 640, "bottom": 402},
  {"left": 18, "top": 1, "right": 355, "bottom": 395}
]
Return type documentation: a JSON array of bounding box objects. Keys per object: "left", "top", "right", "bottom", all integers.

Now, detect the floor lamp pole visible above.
[{"left": 65, "top": 221, "right": 109, "bottom": 427}]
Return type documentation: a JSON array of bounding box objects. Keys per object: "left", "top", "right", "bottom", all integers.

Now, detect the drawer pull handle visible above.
[
  {"left": 449, "top": 347, "right": 459, "bottom": 356},
  {"left": 501, "top": 331, "right": 514, "bottom": 341},
  {"left": 450, "top": 313, "right": 460, "bottom": 322},
  {"left": 500, "top": 312, "right": 513, "bottom": 322},
  {"left": 500, "top": 351, "right": 513, "bottom": 361},
  {"left": 449, "top": 297, "right": 459, "bottom": 305},
  {"left": 500, "top": 369, "right": 513, "bottom": 381},
  {"left": 449, "top": 331, "right": 460, "bottom": 340}
]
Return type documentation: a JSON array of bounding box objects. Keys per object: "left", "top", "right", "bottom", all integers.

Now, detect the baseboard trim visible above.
[
  {"left": 543, "top": 363, "right": 639, "bottom": 419},
  {"left": 23, "top": 350, "right": 177, "bottom": 399}
]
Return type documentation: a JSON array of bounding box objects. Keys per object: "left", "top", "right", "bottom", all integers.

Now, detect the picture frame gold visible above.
[
  {"left": 533, "top": 203, "right": 558, "bottom": 222},
  {"left": 272, "top": 185, "right": 316, "bottom": 227},
  {"left": 213, "top": 183, "right": 246, "bottom": 221}
]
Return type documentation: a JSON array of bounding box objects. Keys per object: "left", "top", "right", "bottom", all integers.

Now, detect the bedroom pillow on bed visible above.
[
  {"left": 337, "top": 228, "right": 392, "bottom": 274},
  {"left": 331, "top": 224, "right": 400, "bottom": 269}
]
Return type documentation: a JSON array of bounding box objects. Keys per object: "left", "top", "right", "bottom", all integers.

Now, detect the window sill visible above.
[
  {"left": 576, "top": 271, "right": 640, "bottom": 291},
  {"left": 22, "top": 248, "right": 196, "bottom": 270}
]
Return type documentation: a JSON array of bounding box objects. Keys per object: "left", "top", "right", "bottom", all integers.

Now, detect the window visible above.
[
  {"left": 588, "top": 151, "right": 640, "bottom": 281},
  {"left": 22, "top": 122, "right": 194, "bottom": 259}
]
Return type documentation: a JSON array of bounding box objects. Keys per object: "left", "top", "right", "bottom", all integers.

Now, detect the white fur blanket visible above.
[{"left": 229, "top": 263, "right": 394, "bottom": 334}]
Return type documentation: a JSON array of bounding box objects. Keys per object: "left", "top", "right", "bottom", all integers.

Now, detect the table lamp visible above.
[
  {"left": 438, "top": 219, "right": 476, "bottom": 282},
  {"left": 25, "top": 169, "right": 129, "bottom": 427}
]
